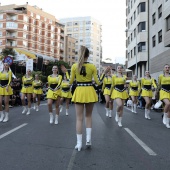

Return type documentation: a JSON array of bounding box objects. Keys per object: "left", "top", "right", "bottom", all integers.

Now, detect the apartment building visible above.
[
  {"left": 0, "top": 3, "right": 64, "bottom": 60},
  {"left": 64, "top": 36, "right": 76, "bottom": 66},
  {"left": 60, "top": 16, "right": 102, "bottom": 70},
  {"left": 126, "top": 0, "right": 148, "bottom": 78},
  {"left": 149, "top": 0, "right": 170, "bottom": 79}
]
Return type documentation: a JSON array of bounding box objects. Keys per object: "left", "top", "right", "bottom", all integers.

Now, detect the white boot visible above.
[
  {"left": 109, "top": 110, "right": 112, "bottom": 118},
  {"left": 22, "top": 106, "right": 27, "bottom": 114},
  {"left": 105, "top": 108, "right": 109, "bottom": 117},
  {"left": 166, "top": 118, "right": 170, "bottom": 128},
  {"left": 163, "top": 113, "right": 167, "bottom": 125},
  {"left": 59, "top": 105, "right": 63, "bottom": 113},
  {"left": 0, "top": 111, "right": 4, "bottom": 122},
  {"left": 145, "top": 109, "right": 148, "bottom": 119},
  {"left": 49, "top": 112, "right": 53, "bottom": 124},
  {"left": 75, "top": 134, "right": 82, "bottom": 151},
  {"left": 3, "top": 112, "right": 9, "bottom": 122},
  {"left": 147, "top": 109, "right": 151, "bottom": 120},
  {"left": 54, "top": 115, "right": 59, "bottom": 124},
  {"left": 33, "top": 104, "right": 36, "bottom": 110},
  {"left": 66, "top": 109, "right": 69, "bottom": 116},
  {"left": 131, "top": 104, "right": 134, "bottom": 113},
  {"left": 86, "top": 128, "right": 92, "bottom": 148},
  {"left": 134, "top": 104, "right": 137, "bottom": 113},
  {"left": 115, "top": 112, "right": 119, "bottom": 122},
  {"left": 118, "top": 117, "right": 122, "bottom": 127},
  {"left": 36, "top": 105, "right": 39, "bottom": 112},
  {"left": 26, "top": 108, "right": 31, "bottom": 115}
]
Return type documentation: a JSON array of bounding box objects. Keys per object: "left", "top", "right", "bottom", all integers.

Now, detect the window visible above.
[
  {"left": 31, "top": 12, "right": 33, "bottom": 17},
  {"left": 134, "top": 11, "right": 136, "bottom": 20},
  {"left": 67, "top": 28, "right": 72, "bottom": 32},
  {"left": 23, "top": 25, "right": 27, "bottom": 30},
  {"left": 152, "top": 0, "right": 155, "bottom": 3},
  {"left": 23, "top": 41, "right": 27, "bottom": 47},
  {"left": 134, "top": 46, "right": 136, "bottom": 55},
  {"left": 138, "top": 42, "right": 146, "bottom": 52},
  {"left": 152, "top": 35, "right": 156, "bottom": 47},
  {"left": 73, "top": 22, "right": 78, "bottom": 26},
  {"left": 138, "top": 2, "right": 145, "bottom": 14},
  {"left": 6, "top": 22, "right": 17, "bottom": 29},
  {"left": 131, "top": 33, "right": 132, "bottom": 41},
  {"left": 152, "top": 13, "right": 156, "bottom": 25},
  {"left": 131, "top": 16, "right": 133, "bottom": 25},
  {"left": 166, "top": 15, "right": 170, "bottom": 31},
  {"left": 134, "top": 28, "right": 136, "bottom": 38},
  {"left": 131, "top": 0, "right": 132, "bottom": 9},
  {"left": 138, "top": 22, "right": 146, "bottom": 32},
  {"left": 158, "top": 30, "right": 162, "bottom": 43},
  {"left": 36, "top": 15, "right": 40, "bottom": 19},
  {"left": 0, "top": 31, "right": 2, "bottom": 36},
  {"left": 67, "top": 22, "right": 72, "bottom": 26},
  {"left": 0, "top": 23, "right": 2, "bottom": 28},
  {"left": 128, "top": 21, "right": 130, "bottom": 29},
  {"left": 131, "top": 50, "right": 133, "bottom": 58},
  {"left": 0, "top": 40, "right": 2, "bottom": 45},
  {"left": 86, "top": 21, "right": 91, "bottom": 25},
  {"left": 24, "top": 16, "right": 28, "bottom": 22},
  {"left": 158, "top": 5, "right": 162, "bottom": 19},
  {"left": 0, "top": 14, "right": 3, "bottom": 20},
  {"left": 73, "top": 27, "right": 79, "bottom": 31}
]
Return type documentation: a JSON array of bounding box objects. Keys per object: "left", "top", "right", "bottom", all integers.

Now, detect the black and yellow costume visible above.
[
  {"left": 69, "top": 62, "right": 105, "bottom": 103},
  {"left": 46, "top": 75, "right": 62, "bottom": 100},
  {"left": 102, "top": 76, "right": 112, "bottom": 95},
  {"left": 129, "top": 80, "right": 140, "bottom": 97},
  {"left": 141, "top": 78, "right": 157, "bottom": 97},
  {"left": 21, "top": 76, "right": 34, "bottom": 94},
  {"left": 0, "top": 70, "right": 13, "bottom": 95},
  {"left": 111, "top": 75, "right": 129, "bottom": 100},
  {"left": 158, "top": 74, "right": 170, "bottom": 101},
  {"left": 33, "top": 80, "right": 43, "bottom": 95}
]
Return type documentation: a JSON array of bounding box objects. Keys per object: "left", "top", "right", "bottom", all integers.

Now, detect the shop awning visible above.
[{"left": 14, "top": 48, "right": 36, "bottom": 59}]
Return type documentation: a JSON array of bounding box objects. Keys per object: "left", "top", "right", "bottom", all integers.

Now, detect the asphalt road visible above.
[{"left": 0, "top": 101, "right": 170, "bottom": 170}]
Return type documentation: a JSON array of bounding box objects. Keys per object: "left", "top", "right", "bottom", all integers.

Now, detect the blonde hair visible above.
[{"left": 77, "top": 46, "right": 89, "bottom": 73}]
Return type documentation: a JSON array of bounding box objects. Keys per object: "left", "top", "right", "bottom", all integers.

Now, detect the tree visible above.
[{"left": 1, "top": 48, "right": 16, "bottom": 57}]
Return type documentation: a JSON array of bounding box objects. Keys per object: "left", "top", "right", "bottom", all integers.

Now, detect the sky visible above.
[{"left": 1, "top": 0, "right": 126, "bottom": 64}]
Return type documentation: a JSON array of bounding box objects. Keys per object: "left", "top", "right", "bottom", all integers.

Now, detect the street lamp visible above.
[{"left": 125, "top": 29, "right": 138, "bottom": 76}]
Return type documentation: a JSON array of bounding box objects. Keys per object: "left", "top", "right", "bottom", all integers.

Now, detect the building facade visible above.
[
  {"left": 0, "top": 3, "right": 64, "bottom": 60},
  {"left": 60, "top": 16, "right": 102, "bottom": 70}
]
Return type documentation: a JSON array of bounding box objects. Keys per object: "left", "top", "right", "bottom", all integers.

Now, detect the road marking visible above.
[
  {"left": 67, "top": 149, "right": 77, "bottom": 170},
  {"left": 0, "top": 123, "right": 28, "bottom": 140},
  {"left": 124, "top": 128, "right": 157, "bottom": 156}
]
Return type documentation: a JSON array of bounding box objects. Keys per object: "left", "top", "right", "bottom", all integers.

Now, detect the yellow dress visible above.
[
  {"left": 46, "top": 75, "right": 62, "bottom": 100},
  {"left": 33, "top": 80, "right": 43, "bottom": 95},
  {"left": 69, "top": 62, "right": 105, "bottom": 103},
  {"left": 0, "top": 71, "right": 13, "bottom": 95},
  {"left": 111, "top": 75, "right": 129, "bottom": 100},
  {"left": 21, "top": 76, "right": 34, "bottom": 94},
  {"left": 141, "top": 78, "right": 157, "bottom": 97},
  {"left": 158, "top": 74, "right": 170, "bottom": 101},
  {"left": 102, "top": 76, "right": 112, "bottom": 95},
  {"left": 129, "top": 80, "right": 140, "bottom": 97}
]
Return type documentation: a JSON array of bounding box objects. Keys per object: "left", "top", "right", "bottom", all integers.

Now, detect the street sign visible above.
[{"left": 4, "top": 56, "right": 13, "bottom": 66}]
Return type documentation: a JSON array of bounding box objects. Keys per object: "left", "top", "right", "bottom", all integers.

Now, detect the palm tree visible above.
[{"left": 1, "top": 48, "right": 16, "bottom": 57}]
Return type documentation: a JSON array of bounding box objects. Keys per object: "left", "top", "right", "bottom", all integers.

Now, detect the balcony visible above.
[
  {"left": 6, "top": 42, "right": 17, "bottom": 47},
  {"left": 6, "top": 35, "right": 17, "bottom": 40},
  {"left": 6, "top": 17, "right": 17, "bottom": 21}
]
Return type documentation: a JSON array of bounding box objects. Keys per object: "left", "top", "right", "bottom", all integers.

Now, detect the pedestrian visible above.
[
  {"left": 47, "top": 66, "right": 62, "bottom": 124},
  {"left": 59, "top": 72, "right": 72, "bottom": 116},
  {"left": 129, "top": 75, "right": 140, "bottom": 113},
  {"left": 140, "top": 71, "right": 157, "bottom": 119},
  {"left": 0, "top": 62, "right": 13, "bottom": 122},
  {"left": 157, "top": 64, "right": 170, "bottom": 128},
  {"left": 110, "top": 65, "right": 129, "bottom": 127},
  {"left": 33, "top": 74, "right": 43, "bottom": 112},
  {"left": 61, "top": 46, "right": 110, "bottom": 151},
  {"left": 102, "top": 70, "right": 113, "bottom": 117},
  {"left": 21, "top": 69, "right": 34, "bottom": 115}
]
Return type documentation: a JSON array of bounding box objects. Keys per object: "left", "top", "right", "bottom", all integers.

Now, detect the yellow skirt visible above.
[
  {"left": 111, "top": 89, "right": 129, "bottom": 100},
  {"left": 160, "top": 90, "right": 170, "bottom": 101},
  {"left": 61, "top": 90, "right": 72, "bottom": 98},
  {"left": 0, "top": 86, "right": 13, "bottom": 95},
  {"left": 141, "top": 89, "right": 153, "bottom": 98},
  {"left": 103, "top": 88, "right": 111, "bottom": 95},
  {"left": 33, "top": 88, "right": 43, "bottom": 95},
  {"left": 72, "top": 86, "right": 98, "bottom": 103},
  {"left": 129, "top": 89, "right": 139, "bottom": 97},
  {"left": 21, "top": 86, "right": 33, "bottom": 94},
  {"left": 47, "top": 89, "right": 61, "bottom": 100}
]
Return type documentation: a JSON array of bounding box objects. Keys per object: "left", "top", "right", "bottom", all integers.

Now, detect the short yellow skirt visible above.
[
  {"left": 33, "top": 89, "right": 43, "bottom": 95},
  {"left": 21, "top": 86, "right": 33, "bottom": 94},
  {"left": 103, "top": 88, "right": 111, "bottom": 95},
  {"left": 141, "top": 89, "right": 153, "bottom": 98},
  {"left": 47, "top": 89, "right": 61, "bottom": 100},
  {"left": 61, "top": 90, "right": 72, "bottom": 98},
  {"left": 160, "top": 90, "right": 170, "bottom": 101},
  {"left": 111, "top": 89, "right": 129, "bottom": 100},
  {"left": 0, "top": 86, "right": 13, "bottom": 95},
  {"left": 72, "top": 86, "right": 98, "bottom": 103},
  {"left": 129, "top": 89, "right": 139, "bottom": 97}
]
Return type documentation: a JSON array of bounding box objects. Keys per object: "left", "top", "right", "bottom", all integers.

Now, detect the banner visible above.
[{"left": 26, "top": 59, "right": 33, "bottom": 71}]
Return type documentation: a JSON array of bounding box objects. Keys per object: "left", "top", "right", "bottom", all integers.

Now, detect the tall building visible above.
[
  {"left": 60, "top": 16, "right": 102, "bottom": 70},
  {"left": 64, "top": 35, "right": 76, "bottom": 66},
  {"left": 126, "top": 0, "right": 148, "bottom": 78},
  {"left": 0, "top": 3, "right": 64, "bottom": 60}
]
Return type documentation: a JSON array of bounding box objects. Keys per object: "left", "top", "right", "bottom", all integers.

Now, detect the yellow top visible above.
[
  {"left": 141, "top": 78, "right": 157, "bottom": 88},
  {"left": 0, "top": 70, "right": 12, "bottom": 85},
  {"left": 61, "top": 72, "right": 70, "bottom": 88},
  {"left": 33, "top": 80, "right": 43, "bottom": 87},
  {"left": 69, "top": 62, "right": 105, "bottom": 85},
  {"left": 111, "top": 75, "right": 127, "bottom": 88},
  {"left": 22, "top": 76, "right": 34, "bottom": 85},
  {"left": 129, "top": 80, "right": 141, "bottom": 90},
  {"left": 102, "top": 76, "right": 112, "bottom": 91},
  {"left": 158, "top": 74, "right": 170, "bottom": 85},
  {"left": 47, "top": 75, "right": 62, "bottom": 90}
]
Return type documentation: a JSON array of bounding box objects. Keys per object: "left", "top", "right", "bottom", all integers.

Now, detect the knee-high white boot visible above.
[
  {"left": 118, "top": 117, "right": 122, "bottom": 127},
  {"left": 49, "top": 112, "right": 53, "bottom": 124},
  {"left": 147, "top": 109, "right": 151, "bottom": 120},
  {"left": 54, "top": 115, "right": 59, "bottom": 124},
  {"left": 75, "top": 134, "right": 82, "bottom": 151},
  {"left": 134, "top": 104, "right": 137, "bottom": 113},
  {"left": 115, "top": 112, "right": 119, "bottom": 122},
  {"left": 22, "top": 106, "right": 27, "bottom": 114},
  {"left": 131, "top": 103, "right": 134, "bottom": 113},
  {"left": 166, "top": 118, "right": 170, "bottom": 128},
  {"left": 145, "top": 109, "right": 148, "bottom": 119},
  {"left": 86, "top": 128, "right": 92, "bottom": 147},
  {"left": 3, "top": 112, "right": 9, "bottom": 122},
  {"left": 109, "top": 110, "right": 112, "bottom": 118},
  {"left": 66, "top": 109, "right": 69, "bottom": 116},
  {"left": 105, "top": 108, "right": 109, "bottom": 117},
  {"left": 163, "top": 113, "right": 167, "bottom": 125},
  {"left": 0, "top": 111, "right": 4, "bottom": 122},
  {"left": 26, "top": 108, "right": 31, "bottom": 115}
]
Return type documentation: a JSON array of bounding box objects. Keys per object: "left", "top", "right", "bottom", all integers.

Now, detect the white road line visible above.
[
  {"left": 124, "top": 128, "right": 157, "bottom": 156},
  {"left": 67, "top": 149, "right": 77, "bottom": 170},
  {"left": 0, "top": 123, "right": 28, "bottom": 140}
]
